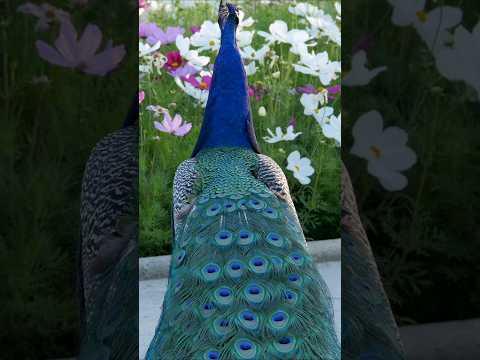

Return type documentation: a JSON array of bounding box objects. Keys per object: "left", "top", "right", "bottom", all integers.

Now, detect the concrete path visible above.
[{"left": 139, "top": 261, "right": 341, "bottom": 360}]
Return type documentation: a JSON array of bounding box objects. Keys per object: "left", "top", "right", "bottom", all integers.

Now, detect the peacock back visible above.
[{"left": 146, "top": 147, "right": 339, "bottom": 360}]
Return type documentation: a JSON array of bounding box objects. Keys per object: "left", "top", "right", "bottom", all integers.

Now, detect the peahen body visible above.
[{"left": 145, "top": 3, "right": 340, "bottom": 360}]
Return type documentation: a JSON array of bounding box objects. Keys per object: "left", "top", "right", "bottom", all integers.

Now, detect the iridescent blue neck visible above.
[{"left": 192, "top": 15, "right": 260, "bottom": 157}]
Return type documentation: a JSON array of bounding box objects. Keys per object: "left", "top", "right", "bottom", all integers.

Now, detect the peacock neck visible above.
[{"left": 191, "top": 17, "right": 260, "bottom": 157}]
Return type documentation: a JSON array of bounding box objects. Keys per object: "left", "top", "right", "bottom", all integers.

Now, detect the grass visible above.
[{"left": 139, "top": 0, "right": 341, "bottom": 257}]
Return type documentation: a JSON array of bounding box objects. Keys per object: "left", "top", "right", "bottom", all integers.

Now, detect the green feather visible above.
[{"left": 146, "top": 148, "right": 339, "bottom": 360}]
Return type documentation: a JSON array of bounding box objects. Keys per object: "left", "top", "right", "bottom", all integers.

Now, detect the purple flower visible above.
[
  {"left": 190, "top": 25, "right": 201, "bottom": 34},
  {"left": 139, "top": 91, "right": 145, "bottom": 104},
  {"left": 36, "top": 19, "right": 125, "bottom": 76},
  {"left": 139, "top": 22, "right": 159, "bottom": 38},
  {"left": 154, "top": 111, "right": 192, "bottom": 137},
  {"left": 146, "top": 25, "right": 184, "bottom": 45},
  {"left": 170, "top": 63, "right": 199, "bottom": 78},
  {"left": 184, "top": 74, "right": 212, "bottom": 90},
  {"left": 295, "top": 84, "right": 318, "bottom": 94},
  {"left": 327, "top": 84, "right": 341, "bottom": 100}
]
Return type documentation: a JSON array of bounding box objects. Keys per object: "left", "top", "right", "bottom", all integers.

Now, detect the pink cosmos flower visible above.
[
  {"left": 190, "top": 25, "right": 201, "bottom": 34},
  {"left": 17, "top": 2, "right": 70, "bottom": 31},
  {"left": 139, "top": 0, "right": 148, "bottom": 10},
  {"left": 169, "top": 63, "right": 199, "bottom": 78},
  {"left": 154, "top": 111, "right": 192, "bottom": 137},
  {"left": 139, "top": 91, "right": 145, "bottom": 104},
  {"left": 295, "top": 84, "right": 318, "bottom": 94},
  {"left": 184, "top": 74, "right": 212, "bottom": 90},
  {"left": 289, "top": 115, "right": 297, "bottom": 128},
  {"left": 164, "top": 51, "right": 184, "bottom": 71},
  {"left": 143, "top": 25, "right": 184, "bottom": 45},
  {"left": 36, "top": 19, "right": 125, "bottom": 76},
  {"left": 327, "top": 84, "right": 341, "bottom": 100},
  {"left": 248, "top": 84, "right": 267, "bottom": 101}
]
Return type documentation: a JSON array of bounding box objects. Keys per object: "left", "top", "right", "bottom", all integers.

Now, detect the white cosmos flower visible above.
[
  {"left": 320, "top": 113, "right": 341, "bottom": 145},
  {"left": 307, "top": 14, "right": 341, "bottom": 45},
  {"left": 240, "top": 45, "right": 270, "bottom": 63},
  {"left": 312, "top": 106, "right": 334, "bottom": 124},
  {"left": 258, "top": 20, "right": 311, "bottom": 47},
  {"left": 300, "top": 93, "right": 328, "bottom": 116},
  {"left": 238, "top": 10, "right": 255, "bottom": 29},
  {"left": 343, "top": 50, "right": 387, "bottom": 86},
  {"left": 435, "top": 23, "right": 480, "bottom": 101},
  {"left": 263, "top": 125, "right": 302, "bottom": 143},
  {"left": 351, "top": 110, "right": 417, "bottom": 191},
  {"left": 387, "top": 0, "right": 462, "bottom": 53},
  {"left": 176, "top": 35, "right": 210, "bottom": 68},
  {"left": 175, "top": 77, "right": 209, "bottom": 107},
  {"left": 191, "top": 20, "right": 221, "bottom": 52},
  {"left": 237, "top": 30, "right": 255, "bottom": 48},
  {"left": 287, "top": 151, "right": 315, "bottom": 185},
  {"left": 294, "top": 51, "right": 340, "bottom": 86},
  {"left": 139, "top": 41, "right": 161, "bottom": 58},
  {"left": 245, "top": 62, "right": 257, "bottom": 76},
  {"left": 288, "top": 3, "right": 321, "bottom": 18}
]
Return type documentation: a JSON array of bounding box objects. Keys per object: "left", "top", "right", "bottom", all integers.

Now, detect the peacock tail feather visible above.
[{"left": 146, "top": 148, "right": 340, "bottom": 360}]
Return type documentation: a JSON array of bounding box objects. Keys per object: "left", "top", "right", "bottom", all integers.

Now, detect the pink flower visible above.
[
  {"left": 190, "top": 25, "right": 201, "bottom": 34},
  {"left": 327, "top": 84, "right": 341, "bottom": 100},
  {"left": 248, "top": 86, "right": 255, "bottom": 97},
  {"left": 139, "top": 91, "right": 145, "bottom": 104},
  {"left": 154, "top": 111, "right": 192, "bottom": 137},
  {"left": 248, "top": 83, "right": 267, "bottom": 101},
  {"left": 17, "top": 2, "right": 70, "bottom": 31},
  {"left": 164, "top": 51, "right": 184, "bottom": 71},
  {"left": 36, "top": 20, "right": 125, "bottom": 76},
  {"left": 169, "top": 63, "right": 199, "bottom": 78},
  {"left": 184, "top": 74, "right": 212, "bottom": 90},
  {"left": 295, "top": 84, "right": 318, "bottom": 94},
  {"left": 140, "top": 24, "right": 184, "bottom": 45},
  {"left": 139, "top": 0, "right": 148, "bottom": 9}
]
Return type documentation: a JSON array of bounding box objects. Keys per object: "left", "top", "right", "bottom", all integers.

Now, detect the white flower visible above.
[
  {"left": 335, "top": 2, "right": 341, "bottom": 19},
  {"left": 17, "top": 2, "right": 70, "bottom": 31},
  {"left": 312, "top": 106, "right": 334, "bottom": 124},
  {"left": 307, "top": 14, "right": 341, "bottom": 45},
  {"left": 245, "top": 62, "right": 257, "bottom": 76},
  {"left": 139, "top": 41, "right": 161, "bottom": 58},
  {"left": 174, "top": 77, "right": 209, "bottom": 107},
  {"left": 146, "top": 104, "right": 168, "bottom": 117},
  {"left": 294, "top": 51, "right": 340, "bottom": 86},
  {"left": 300, "top": 93, "right": 328, "bottom": 116},
  {"left": 237, "top": 30, "right": 255, "bottom": 48},
  {"left": 263, "top": 125, "right": 302, "bottom": 143},
  {"left": 288, "top": 3, "right": 321, "bottom": 18},
  {"left": 351, "top": 110, "right": 417, "bottom": 191},
  {"left": 240, "top": 45, "right": 269, "bottom": 63},
  {"left": 258, "top": 106, "right": 267, "bottom": 117},
  {"left": 176, "top": 35, "right": 210, "bottom": 68},
  {"left": 319, "top": 113, "right": 341, "bottom": 145},
  {"left": 191, "top": 20, "right": 221, "bottom": 52},
  {"left": 238, "top": 10, "right": 255, "bottom": 29},
  {"left": 287, "top": 151, "right": 315, "bottom": 185},
  {"left": 258, "top": 20, "right": 311, "bottom": 47},
  {"left": 435, "top": 23, "right": 480, "bottom": 101},
  {"left": 272, "top": 71, "right": 280, "bottom": 78},
  {"left": 387, "top": 1, "right": 462, "bottom": 53},
  {"left": 343, "top": 50, "right": 387, "bottom": 86}
]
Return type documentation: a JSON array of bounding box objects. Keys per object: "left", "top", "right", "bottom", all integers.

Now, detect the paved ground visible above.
[{"left": 139, "top": 261, "right": 341, "bottom": 359}]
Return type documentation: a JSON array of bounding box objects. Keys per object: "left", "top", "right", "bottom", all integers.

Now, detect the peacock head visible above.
[{"left": 218, "top": 1, "right": 240, "bottom": 30}]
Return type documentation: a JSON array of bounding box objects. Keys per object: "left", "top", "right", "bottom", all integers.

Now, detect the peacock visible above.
[
  {"left": 145, "top": 3, "right": 340, "bottom": 360},
  {"left": 341, "top": 163, "right": 406, "bottom": 359},
  {"left": 77, "top": 95, "right": 139, "bottom": 360}
]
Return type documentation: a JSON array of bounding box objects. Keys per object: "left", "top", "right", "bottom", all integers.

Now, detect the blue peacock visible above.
[{"left": 145, "top": 3, "right": 340, "bottom": 359}]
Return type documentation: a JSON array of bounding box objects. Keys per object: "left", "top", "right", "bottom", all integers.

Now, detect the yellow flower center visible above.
[
  {"left": 171, "top": 61, "right": 180, "bottom": 68},
  {"left": 209, "top": 40, "right": 216, "bottom": 46},
  {"left": 251, "top": 52, "right": 256, "bottom": 58},
  {"left": 199, "top": 81, "right": 208, "bottom": 90},
  {"left": 318, "top": 86, "right": 327, "bottom": 93},
  {"left": 416, "top": 10, "right": 428, "bottom": 23},
  {"left": 370, "top": 145, "right": 381, "bottom": 159},
  {"left": 294, "top": 165, "right": 300, "bottom": 172}
]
